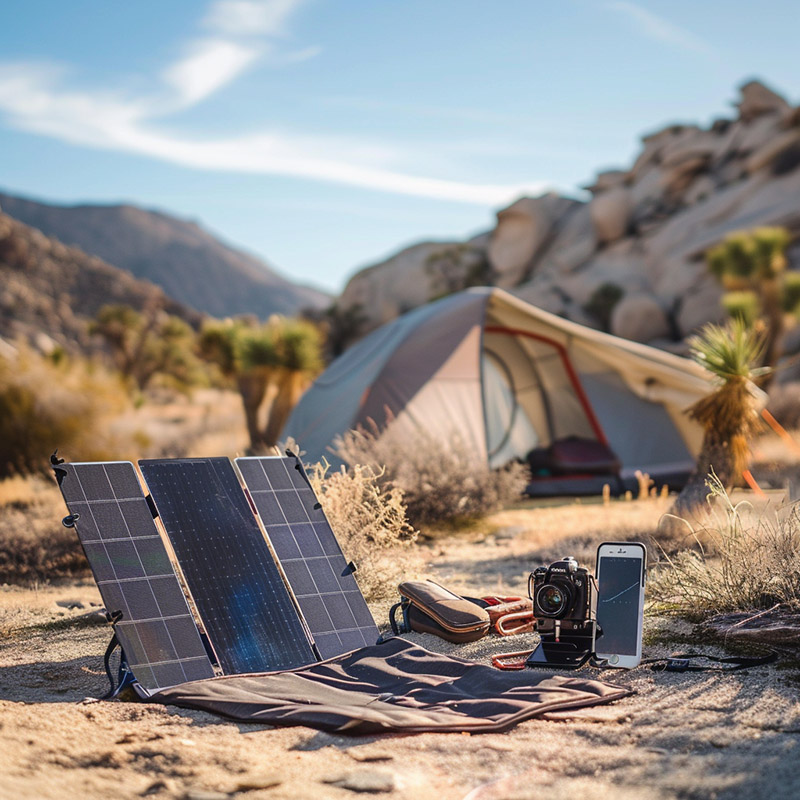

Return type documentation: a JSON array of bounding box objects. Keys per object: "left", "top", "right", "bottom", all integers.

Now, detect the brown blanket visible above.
[{"left": 149, "top": 637, "right": 630, "bottom": 735}]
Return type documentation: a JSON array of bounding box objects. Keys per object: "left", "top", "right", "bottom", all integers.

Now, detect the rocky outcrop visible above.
[
  {"left": 334, "top": 80, "right": 800, "bottom": 351},
  {"left": 487, "top": 194, "right": 580, "bottom": 286},
  {"left": 335, "top": 235, "right": 490, "bottom": 346},
  {"left": 610, "top": 293, "right": 670, "bottom": 343}
]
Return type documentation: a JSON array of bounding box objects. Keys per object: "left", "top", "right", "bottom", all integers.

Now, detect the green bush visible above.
[
  {"left": 583, "top": 283, "right": 624, "bottom": 332},
  {"left": 782, "top": 272, "right": 800, "bottom": 314},
  {"left": 721, "top": 290, "right": 760, "bottom": 326}
]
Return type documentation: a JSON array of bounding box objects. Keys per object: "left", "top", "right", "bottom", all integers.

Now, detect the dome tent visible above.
[{"left": 283, "top": 288, "right": 713, "bottom": 492}]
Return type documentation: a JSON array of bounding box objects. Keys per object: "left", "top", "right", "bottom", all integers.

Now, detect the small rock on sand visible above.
[
  {"left": 56, "top": 599, "right": 85, "bottom": 609},
  {"left": 324, "top": 769, "right": 397, "bottom": 793}
]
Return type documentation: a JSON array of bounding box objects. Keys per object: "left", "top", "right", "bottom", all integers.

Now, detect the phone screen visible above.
[{"left": 596, "top": 555, "right": 643, "bottom": 656}]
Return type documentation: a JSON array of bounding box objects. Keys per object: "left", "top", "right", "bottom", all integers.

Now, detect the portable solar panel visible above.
[
  {"left": 236, "top": 456, "right": 379, "bottom": 659},
  {"left": 139, "top": 457, "right": 316, "bottom": 674},
  {"left": 55, "top": 462, "right": 215, "bottom": 693}
]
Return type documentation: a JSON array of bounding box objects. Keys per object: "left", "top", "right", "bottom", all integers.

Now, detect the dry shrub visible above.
[
  {"left": 649, "top": 473, "right": 800, "bottom": 616},
  {"left": 334, "top": 419, "right": 528, "bottom": 528},
  {"left": 0, "top": 474, "right": 87, "bottom": 583},
  {"left": 306, "top": 460, "right": 419, "bottom": 602},
  {"left": 0, "top": 347, "right": 133, "bottom": 478}
]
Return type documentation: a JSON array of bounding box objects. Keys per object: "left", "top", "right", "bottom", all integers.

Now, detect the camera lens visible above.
[{"left": 536, "top": 582, "right": 572, "bottom": 618}]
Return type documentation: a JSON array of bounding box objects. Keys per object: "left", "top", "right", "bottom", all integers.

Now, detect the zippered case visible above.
[{"left": 389, "top": 580, "right": 491, "bottom": 643}]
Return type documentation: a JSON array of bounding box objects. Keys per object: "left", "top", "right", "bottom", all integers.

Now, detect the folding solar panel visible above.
[
  {"left": 236, "top": 456, "right": 379, "bottom": 660},
  {"left": 139, "top": 457, "right": 316, "bottom": 674},
  {"left": 55, "top": 462, "right": 215, "bottom": 693}
]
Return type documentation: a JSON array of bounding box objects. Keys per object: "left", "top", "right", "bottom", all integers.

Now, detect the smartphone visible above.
[{"left": 594, "top": 542, "right": 646, "bottom": 668}]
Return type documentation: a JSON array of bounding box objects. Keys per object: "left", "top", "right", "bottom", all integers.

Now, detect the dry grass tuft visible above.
[
  {"left": 334, "top": 419, "right": 528, "bottom": 528},
  {"left": 306, "top": 460, "right": 421, "bottom": 602},
  {"left": 0, "top": 475, "right": 86, "bottom": 584},
  {"left": 0, "top": 347, "right": 134, "bottom": 478},
  {"left": 649, "top": 473, "right": 800, "bottom": 616}
]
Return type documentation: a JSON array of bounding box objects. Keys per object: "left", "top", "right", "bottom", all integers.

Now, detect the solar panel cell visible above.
[
  {"left": 124, "top": 582, "right": 162, "bottom": 619},
  {"left": 139, "top": 458, "right": 316, "bottom": 674},
  {"left": 55, "top": 462, "right": 215, "bottom": 694},
  {"left": 267, "top": 525, "right": 302, "bottom": 559},
  {"left": 134, "top": 537, "right": 174, "bottom": 574},
  {"left": 236, "top": 456, "right": 379, "bottom": 661}
]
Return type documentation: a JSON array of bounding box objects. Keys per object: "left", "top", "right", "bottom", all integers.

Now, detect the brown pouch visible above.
[
  {"left": 390, "top": 580, "right": 490, "bottom": 643},
  {"left": 485, "top": 598, "right": 535, "bottom": 636}
]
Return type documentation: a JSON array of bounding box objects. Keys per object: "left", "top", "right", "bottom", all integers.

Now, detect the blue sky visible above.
[{"left": 0, "top": 1, "right": 798, "bottom": 294}]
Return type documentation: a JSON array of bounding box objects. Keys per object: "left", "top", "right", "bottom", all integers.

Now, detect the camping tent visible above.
[{"left": 283, "top": 287, "right": 713, "bottom": 491}]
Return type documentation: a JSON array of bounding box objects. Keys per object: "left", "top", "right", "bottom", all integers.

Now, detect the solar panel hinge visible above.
[
  {"left": 50, "top": 450, "right": 68, "bottom": 484},
  {"left": 286, "top": 450, "right": 317, "bottom": 495},
  {"left": 145, "top": 494, "right": 159, "bottom": 519}
]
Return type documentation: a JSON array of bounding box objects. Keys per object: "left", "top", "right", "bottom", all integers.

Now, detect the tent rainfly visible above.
[{"left": 283, "top": 287, "right": 714, "bottom": 492}]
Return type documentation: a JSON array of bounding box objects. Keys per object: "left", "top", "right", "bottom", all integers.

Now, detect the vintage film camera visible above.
[{"left": 527, "top": 556, "right": 599, "bottom": 668}]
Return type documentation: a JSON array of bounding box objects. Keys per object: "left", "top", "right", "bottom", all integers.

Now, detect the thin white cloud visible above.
[
  {"left": 202, "top": 0, "right": 304, "bottom": 37},
  {"left": 0, "top": 0, "right": 547, "bottom": 206},
  {"left": 605, "top": 2, "right": 713, "bottom": 55},
  {"left": 279, "top": 45, "right": 323, "bottom": 64},
  {"left": 163, "top": 39, "right": 261, "bottom": 107}
]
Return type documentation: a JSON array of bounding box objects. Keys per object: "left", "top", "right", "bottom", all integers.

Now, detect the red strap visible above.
[
  {"left": 491, "top": 650, "right": 535, "bottom": 670},
  {"left": 495, "top": 610, "right": 535, "bottom": 636}
]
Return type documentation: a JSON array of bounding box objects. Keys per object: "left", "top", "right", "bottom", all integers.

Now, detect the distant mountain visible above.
[
  {"left": 0, "top": 192, "right": 331, "bottom": 319},
  {"left": 0, "top": 211, "right": 199, "bottom": 352}
]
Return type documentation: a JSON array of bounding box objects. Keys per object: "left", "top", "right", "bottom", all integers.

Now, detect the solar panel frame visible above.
[
  {"left": 139, "top": 457, "right": 317, "bottom": 675},
  {"left": 236, "top": 456, "right": 379, "bottom": 660},
  {"left": 55, "top": 461, "right": 215, "bottom": 694}
]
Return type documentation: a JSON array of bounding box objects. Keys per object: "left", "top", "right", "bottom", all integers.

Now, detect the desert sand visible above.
[{"left": 2, "top": 504, "right": 799, "bottom": 800}]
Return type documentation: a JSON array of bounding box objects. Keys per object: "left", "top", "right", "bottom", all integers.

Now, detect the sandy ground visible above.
[{"left": 2, "top": 504, "right": 800, "bottom": 800}]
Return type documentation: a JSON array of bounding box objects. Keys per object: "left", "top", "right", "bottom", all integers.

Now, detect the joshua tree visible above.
[
  {"left": 707, "top": 226, "right": 792, "bottom": 375},
  {"left": 199, "top": 316, "right": 322, "bottom": 450},
  {"left": 672, "top": 319, "right": 769, "bottom": 515},
  {"left": 91, "top": 303, "right": 199, "bottom": 390}
]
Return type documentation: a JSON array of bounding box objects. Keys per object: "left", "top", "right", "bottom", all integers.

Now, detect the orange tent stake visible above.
[
  {"left": 742, "top": 469, "right": 765, "bottom": 496},
  {"left": 761, "top": 408, "right": 800, "bottom": 457}
]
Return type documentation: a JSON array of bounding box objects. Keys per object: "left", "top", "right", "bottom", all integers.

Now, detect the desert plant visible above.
[
  {"left": 0, "top": 474, "right": 86, "bottom": 584},
  {"left": 707, "top": 226, "right": 793, "bottom": 372},
  {"left": 91, "top": 303, "right": 203, "bottom": 391},
  {"left": 323, "top": 303, "right": 368, "bottom": 358},
  {"left": 425, "top": 243, "right": 491, "bottom": 301},
  {"left": 199, "top": 316, "right": 322, "bottom": 450},
  {"left": 305, "top": 460, "right": 419, "bottom": 602},
  {"left": 721, "top": 290, "right": 760, "bottom": 326},
  {"left": 651, "top": 473, "right": 800, "bottom": 616},
  {"left": 782, "top": 272, "right": 800, "bottom": 315},
  {"left": 334, "top": 418, "right": 528, "bottom": 528},
  {"left": 0, "top": 347, "right": 132, "bottom": 478},
  {"left": 583, "top": 282, "right": 624, "bottom": 332},
  {"left": 672, "top": 319, "right": 768, "bottom": 514}
]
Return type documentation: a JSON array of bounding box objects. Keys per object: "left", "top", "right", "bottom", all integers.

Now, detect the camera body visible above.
[{"left": 529, "top": 556, "right": 596, "bottom": 636}]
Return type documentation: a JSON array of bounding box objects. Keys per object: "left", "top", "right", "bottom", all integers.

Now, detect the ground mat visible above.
[{"left": 149, "top": 637, "right": 631, "bottom": 735}]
